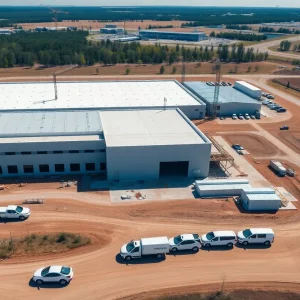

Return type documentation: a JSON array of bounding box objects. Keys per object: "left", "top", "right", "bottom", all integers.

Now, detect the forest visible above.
[
  {"left": 210, "top": 31, "right": 267, "bottom": 41},
  {"left": 258, "top": 26, "right": 300, "bottom": 34},
  {"left": 0, "top": 31, "right": 268, "bottom": 68},
  {"left": 1, "top": 6, "right": 300, "bottom": 25}
]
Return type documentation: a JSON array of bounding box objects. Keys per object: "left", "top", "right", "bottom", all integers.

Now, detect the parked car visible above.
[
  {"left": 227, "top": 82, "right": 232, "bottom": 86},
  {"left": 33, "top": 266, "right": 74, "bottom": 285},
  {"left": 244, "top": 114, "right": 250, "bottom": 120},
  {"left": 262, "top": 92, "right": 268, "bottom": 97},
  {"left": 262, "top": 100, "right": 270, "bottom": 105},
  {"left": 169, "top": 234, "right": 201, "bottom": 252},
  {"left": 221, "top": 82, "right": 227, "bottom": 86},
  {"left": 206, "top": 82, "right": 211, "bottom": 86},
  {"left": 238, "top": 114, "right": 244, "bottom": 120},
  {"left": 250, "top": 115, "right": 256, "bottom": 120},
  {"left": 255, "top": 114, "right": 261, "bottom": 119},
  {"left": 267, "top": 95, "right": 275, "bottom": 99},
  {"left": 277, "top": 108, "right": 287, "bottom": 113},
  {"left": 270, "top": 105, "right": 280, "bottom": 110},
  {"left": 237, "top": 228, "right": 274, "bottom": 246},
  {"left": 232, "top": 144, "right": 244, "bottom": 151},
  {"left": 232, "top": 114, "right": 238, "bottom": 120},
  {"left": 0, "top": 205, "right": 31, "bottom": 221},
  {"left": 200, "top": 231, "right": 237, "bottom": 248},
  {"left": 219, "top": 116, "right": 225, "bottom": 120},
  {"left": 286, "top": 168, "right": 295, "bottom": 177},
  {"left": 280, "top": 126, "right": 289, "bottom": 130}
]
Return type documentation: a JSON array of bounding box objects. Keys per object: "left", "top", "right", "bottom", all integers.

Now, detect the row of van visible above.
[{"left": 120, "top": 228, "right": 275, "bottom": 260}]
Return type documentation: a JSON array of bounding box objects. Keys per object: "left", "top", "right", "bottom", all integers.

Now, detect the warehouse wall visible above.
[
  {"left": 0, "top": 139, "right": 107, "bottom": 177},
  {"left": 207, "top": 102, "right": 261, "bottom": 117},
  {"left": 242, "top": 198, "right": 281, "bottom": 211},
  {"left": 106, "top": 143, "right": 211, "bottom": 181}
]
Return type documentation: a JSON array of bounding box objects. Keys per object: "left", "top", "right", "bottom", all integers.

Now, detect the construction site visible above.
[{"left": 0, "top": 55, "right": 300, "bottom": 300}]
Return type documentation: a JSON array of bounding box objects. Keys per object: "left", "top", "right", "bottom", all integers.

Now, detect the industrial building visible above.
[
  {"left": 194, "top": 179, "right": 281, "bottom": 211},
  {"left": 241, "top": 188, "right": 281, "bottom": 211},
  {"left": 0, "top": 80, "right": 206, "bottom": 119},
  {"left": 0, "top": 80, "right": 210, "bottom": 180},
  {"left": 0, "top": 108, "right": 211, "bottom": 180},
  {"left": 139, "top": 30, "right": 207, "bottom": 42},
  {"left": 184, "top": 81, "right": 261, "bottom": 117},
  {"left": 100, "top": 28, "right": 124, "bottom": 34},
  {"left": 234, "top": 81, "right": 262, "bottom": 99}
]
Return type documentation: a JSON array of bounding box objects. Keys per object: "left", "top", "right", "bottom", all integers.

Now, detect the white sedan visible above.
[
  {"left": 33, "top": 266, "right": 73, "bottom": 285},
  {"left": 169, "top": 234, "right": 201, "bottom": 252}
]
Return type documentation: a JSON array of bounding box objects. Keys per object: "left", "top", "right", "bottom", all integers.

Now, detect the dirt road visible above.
[{"left": 0, "top": 193, "right": 300, "bottom": 300}]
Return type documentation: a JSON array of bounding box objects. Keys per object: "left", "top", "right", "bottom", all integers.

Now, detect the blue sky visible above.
[{"left": 0, "top": 1, "right": 298, "bottom": 7}]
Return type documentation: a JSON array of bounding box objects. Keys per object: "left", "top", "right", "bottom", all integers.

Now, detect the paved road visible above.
[{"left": 247, "top": 35, "right": 300, "bottom": 60}]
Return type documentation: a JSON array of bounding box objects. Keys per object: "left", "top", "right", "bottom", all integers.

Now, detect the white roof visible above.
[
  {"left": 249, "top": 228, "right": 274, "bottom": 234},
  {"left": 197, "top": 184, "right": 251, "bottom": 191},
  {"left": 141, "top": 236, "right": 169, "bottom": 245},
  {"left": 0, "top": 111, "right": 102, "bottom": 137},
  {"left": 196, "top": 179, "right": 249, "bottom": 185},
  {"left": 243, "top": 188, "right": 275, "bottom": 194},
  {"left": 213, "top": 231, "right": 236, "bottom": 237},
  {"left": 181, "top": 234, "right": 197, "bottom": 241},
  {"left": 0, "top": 81, "right": 202, "bottom": 111},
  {"left": 235, "top": 81, "right": 261, "bottom": 91},
  {"left": 101, "top": 109, "right": 210, "bottom": 147},
  {"left": 49, "top": 266, "right": 63, "bottom": 273}
]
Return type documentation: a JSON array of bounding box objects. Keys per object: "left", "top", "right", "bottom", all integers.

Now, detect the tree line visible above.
[
  {"left": 258, "top": 26, "right": 300, "bottom": 34},
  {"left": 279, "top": 40, "right": 292, "bottom": 51},
  {"left": 225, "top": 25, "right": 251, "bottom": 30},
  {"left": 217, "top": 44, "right": 268, "bottom": 63},
  {"left": 210, "top": 31, "right": 267, "bottom": 41},
  {"left": 0, "top": 31, "right": 268, "bottom": 68}
]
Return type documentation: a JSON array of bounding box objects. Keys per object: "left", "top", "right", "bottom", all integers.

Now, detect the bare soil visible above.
[
  {"left": 223, "top": 134, "right": 283, "bottom": 157},
  {"left": 119, "top": 282, "right": 300, "bottom": 300},
  {"left": 273, "top": 77, "right": 300, "bottom": 89},
  {"left": 0, "top": 61, "right": 280, "bottom": 78}
]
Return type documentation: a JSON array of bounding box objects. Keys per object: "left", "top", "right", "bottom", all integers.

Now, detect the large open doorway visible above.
[{"left": 159, "top": 161, "right": 189, "bottom": 177}]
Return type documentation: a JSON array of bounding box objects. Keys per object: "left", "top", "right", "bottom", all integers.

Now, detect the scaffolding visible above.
[
  {"left": 205, "top": 133, "right": 234, "bottom": 172},
  {"left": 211, "top": 61, "right": 221, "bottom": 119}
]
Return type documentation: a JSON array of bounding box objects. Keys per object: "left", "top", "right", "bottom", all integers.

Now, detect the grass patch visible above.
[
  {"left": 0, "top": 232, "right": 91, "bottom": 259},
  {"left": 156, "top": 292, "right": 231, "bottom": 300}
]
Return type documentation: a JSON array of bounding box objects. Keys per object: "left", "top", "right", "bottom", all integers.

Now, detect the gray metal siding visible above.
[{"left": 106, "top": 143, "right": 211, "bottom": 181}]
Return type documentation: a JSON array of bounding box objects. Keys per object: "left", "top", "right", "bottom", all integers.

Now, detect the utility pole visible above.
[
  {"left": 53, "top": 74, "right": 57, "bottom": 100},
  {"left": 212, "top": 60, "right": 221, "bottom": 119}
]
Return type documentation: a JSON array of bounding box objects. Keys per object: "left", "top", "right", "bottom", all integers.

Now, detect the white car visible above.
[
  {"left": 169, "top": 234, "right": 201, "bottom": 252},
  {"left": 237, "top": 228, "right": 274, "bottom": 246},
  {"left": 33, "top": 266, "right": 73, "bottom": 285},
  {"left": 232, "top": 114, "right": 238, "bottom": 120},
  {"left": 200, "top": 231, "right": 237, "bottom": 248},
  {"left": 244, "top": 114, "right": 250, "bottom": 120}
]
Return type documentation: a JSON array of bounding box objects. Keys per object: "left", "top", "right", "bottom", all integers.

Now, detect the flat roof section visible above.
[
  {"left": 0, "top": 110, "right": 102, "bottom": 138},
  {"left": 184, "top": 82, "right": 260, "bottom": 104},
  {"left": 101, "top": 108, "right": 210, "bottom": 147},
  {"left": 140, "top": 30, "right": 206, "bottom": 36},
  {"left": 0, "top": 80, "right": 203, "bottom": 111},
  {"left": 235, "top": 81, "right": 261, "bottom": 91}
]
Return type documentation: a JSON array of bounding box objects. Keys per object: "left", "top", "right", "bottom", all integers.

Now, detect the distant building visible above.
[
  {"left": 0, "top": 29, "right": 13, "bottom": 35},
  {"left": 105, "top": 24, "right": 117, "bottom": 29},
  {"left": 139, "top": 30, "right": 207, "bottom": 42},
  {"left": 100, "top": 28, "right": 124, "bottom": 34}
]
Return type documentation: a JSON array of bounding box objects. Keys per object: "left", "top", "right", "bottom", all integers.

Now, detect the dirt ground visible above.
[
  {"left": 268, "top": 80, "right": 300, "bottom": 98},
  {"left": 0, "top": 61, "right": 282, "bottom": 78},
  {"left": 120, "top": 282, "right": 300, "bottom": 300},
  {"left": 17, "top": 20, "right": 185, "bottom": 31},
  {"left": 273, "top": 77, "right": 300, "bottom": 89},
  {"left": 223, "top": 134, "right": 283, "bottom": 157},
  {"left": 1, "top": 185, "right": 300, "bottom": 300}
]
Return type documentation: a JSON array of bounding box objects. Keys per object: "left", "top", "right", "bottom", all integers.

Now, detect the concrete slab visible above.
[
  {"left": 109, "top": 178, "right": 196, "bottom": 202},
  {"left": 213, "top": 136, "right": 271, "bottom": 187},
  {"left": 279, "top": 201, "right": 297, "bottom": 210},
  {"left": 276, "top": 187, "right": 298, "bottom": 202}
]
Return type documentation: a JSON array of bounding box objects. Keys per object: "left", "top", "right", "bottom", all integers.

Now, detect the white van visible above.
[
  {"left": 200, "top": 231, "right": 237, "bottom": 248},
  {"left": 237, "top": 228, "right": 274, "bottom": 246}
]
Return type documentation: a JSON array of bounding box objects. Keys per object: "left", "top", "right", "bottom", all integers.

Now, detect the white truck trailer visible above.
[
  {"left": 120, "top": 236, "right": 170, "bottom": 261},
  {"left": 270, "top": 160, "right": 286, "bottom": 177},
  {"left": 234, "top": 81, "right": 262, "bottom": 99},
  {"left": 0, "top": 205, "right": 31, "bottom": 220}
]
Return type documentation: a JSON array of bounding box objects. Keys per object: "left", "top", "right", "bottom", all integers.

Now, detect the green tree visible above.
[
  {"left": 287, "top": 81, "right": 290, "bottom": 88},
  {"left": 254, "top": 65, "right": 259, "bottom": 72},
  {"left": 172, "top": 66, "right": 177, "bottom": 74},
  {"left": 125, "top": 67, "right": 130, "bottom": 75},
  {"left": 247, "top": 66, "right": 252, "bottom": 72},
  {"left": 160, "top": 65, "right": 165, "bottom": 74}
]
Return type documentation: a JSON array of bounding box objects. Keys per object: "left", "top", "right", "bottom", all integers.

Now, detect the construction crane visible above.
[
  {"left": 47, "top": 7, "right": 68, "bottom": 30},
  {"left": 212, "top": 60, "right": 221, "bottom": 119}
]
